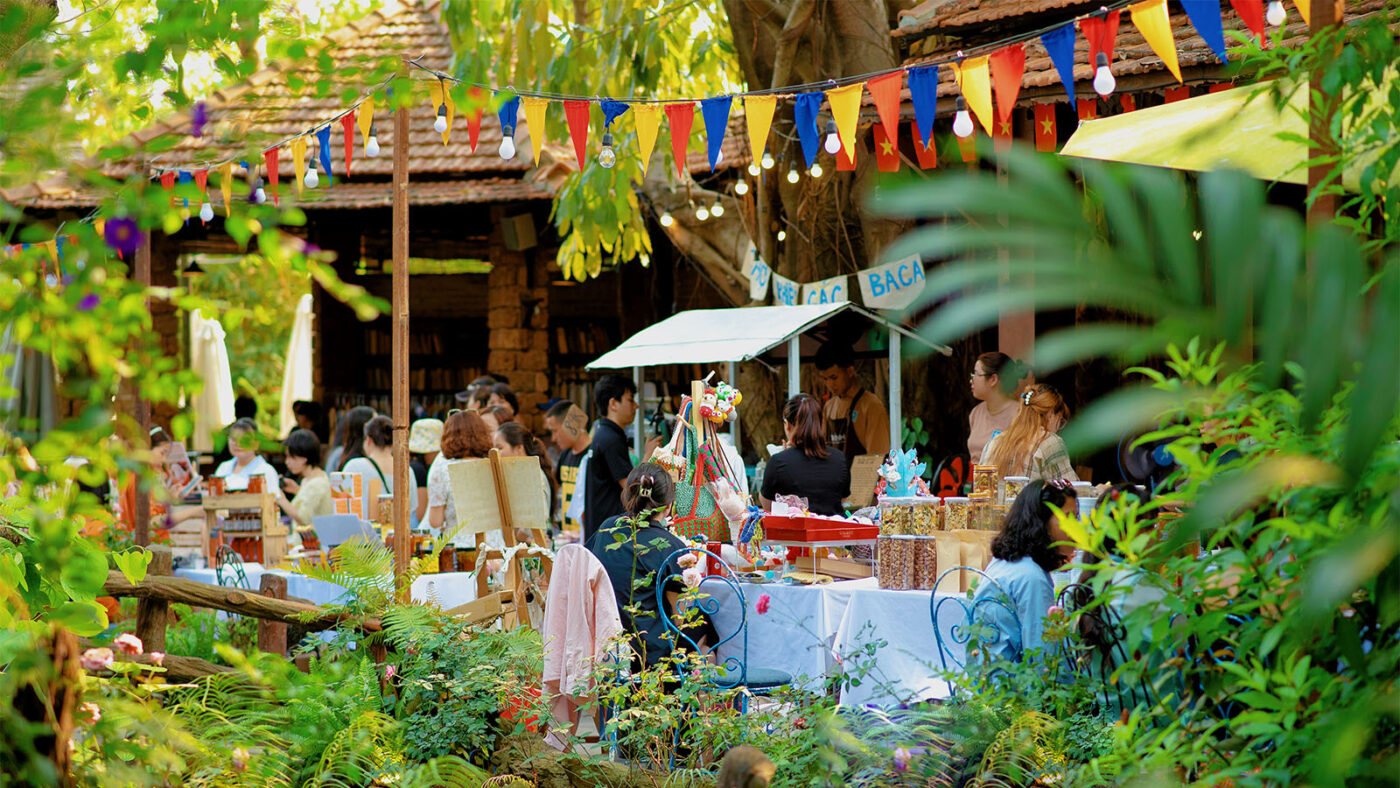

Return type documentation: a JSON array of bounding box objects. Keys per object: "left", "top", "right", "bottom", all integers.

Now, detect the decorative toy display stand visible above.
[{"left": 652, "top": 377, "right": 746, "bottom": 544}]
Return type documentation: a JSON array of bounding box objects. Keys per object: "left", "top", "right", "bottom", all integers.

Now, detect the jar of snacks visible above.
[
  {"left": 377, "top": 494, "right": 393, "bottom": 525},
  {"left": 943, "top": 497, "right": 971, "bottom": 531},
  {"left": 1003, "top": 476, "right": 1030, "bottom": 504},
  {"left": 878, "top": 497, "right": 914, "bottom": 535},
  {"left": 969, "top": 493, "right": 996, "bottom": 530},
  {"left": 972, "top": 465, "right": 999, "bottom": 497},
  {"left": 908, "top": 499, "right": 939, "bottom": 535},
  {"left": 877, "top": 535, "right": 916, "bottom": 590},
  {"left": 910, "top": 536, "right": 939, "bottom": 590}
]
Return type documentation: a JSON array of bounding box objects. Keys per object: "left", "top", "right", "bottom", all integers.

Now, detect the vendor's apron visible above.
[{"left": 827, "top": 389, "right": 868, "bottom": 467}]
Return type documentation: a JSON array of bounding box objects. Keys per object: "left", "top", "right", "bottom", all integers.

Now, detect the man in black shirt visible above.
[
  {"left": 544, "top": 399, "right": 591, "bottom": 539},
  {"left": 583, "top": 375, "right": 641, "bottom": 543}
]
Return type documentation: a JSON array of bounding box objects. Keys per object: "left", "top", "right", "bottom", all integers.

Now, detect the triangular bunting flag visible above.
[
  {"left": 1230, "top": 0, "right": 1265, "bottom": 43},
  {"left": 743, "top": 95, "right": 777, "bottom": 172},
  {"left": 521, "top": 97, "right": 549, "bottom": 165},
  {"left": 913, "top": 133, "right": 939, "bottom": 169},
  {"left": 357, "top": 95, "right": 375, "bottom": 147},
  {"left": 498, "top": 94, "right": 521, "bottom": 148},
  {"left": 1033, "top": 103, "right": 1057, "bottom": 152},
  {"left": 956, "top": 132, "right": 976, "bottom": 163},
  {"left": 290, "top": 137, "right": 307, "bottom": 196},
  {"left": 907, "top": 64, "right": 940, "bottom": 145},
  {"left": 1041, "top": 24, "right": 1078, "bottom": 104},
  {"left": 194, "top": 169, "right": 209, "bottom": 198},
  {"left": 824, "top": 82, "right": 863, "bottom": 161},
  {"left": 1181, "top": 0, "right": 1229, "bottom": 62},
  {"left": 1293, "top": 0, "right": 1310, "bottom": 25},
  {"left": 341, "top": 112, "right": 355, "bottom": 177},
  {"left": 1130, "top": 0, "right": 1182, "bottom": 83},
  {"left": 315, "top": 125, "right": 334, "bottom": 186},
  {"left": 793, "top": 92, "right": 823, "bottom": 168},
  {"left": 178, "top": 171, "right": 192, "bottom": 212},
  {"left": 873, "top": 122, "right": 899, "bottom": 172},
  {"left": 632, "top": 103, "right": 661, "bottom": 174},
  {"left": 990, "top": 45, "right": 1026, "bottom": 124},
  {"left": 665, "top": 102, "right": 695, "bottom": 177},
  {"left": 865, "top": 71, "right": 904, "bottom": 142},
  {"left": 218, "top": 162, "right": 233, "bottom": 216},
  {"left": 263, "top": 149, "right": 280, "bottom": 206},
  {"left": 954, "top": 57, "right": 994, "bottom": 136},
  {"left": 563, "top": 99, "right": 591, "bottom": 170},
  {"left": 836, "top": 140, "right": 856, "bottom": 171},
  {"left": 700, "top": 95, "right": 732, "bottom": 171},
  {"left": 1080, "top": 10, "right": 1121, "bottom": 67},
  {"left": 427, "top": 80, "right": 455, "bottom": 145},
  {"left": 600, "top": 99, "right": 629, "bottom": 130},
  {"left": 43, "top": 240, "right": 57, "bottom": 264},
  {"left": 465, "top": 87, "right": 486, "bottom": 152},
  {"left": 159, "top": 171, "right": 175, "bottom": 207}
]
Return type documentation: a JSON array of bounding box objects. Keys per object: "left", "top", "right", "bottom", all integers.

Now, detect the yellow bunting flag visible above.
[
  {"left": 1130, "top": 0, "right": 1182, "bottom": 83},
  {"left": 824, "top": 82, "right": 864, "bottom": 161},
  {"left": 954, "top": 56, "right": 995, "bottom": 135},
  {"left": 743, "top": 95, "right": 777, "bottom": 170},
  {"left": 218, "top": 162, "right": 233, "bottom": 216},
  {"left": 1293, "top": 0, "right": 1310, "bottom": 24},
  {"left": 42, "top": 240, "right": 57, "bottom": 264},
  {"left": 357, "top": 95, "right": 376, "bottom": 147},
  {"left": 521, "top": 97, "right": 549, "bottom": 165},
  {"left": 427, "top": 80, "right": 454, "bottom": 145},
  {"left": 290, "top": 137, "right": 307, "bottom": 196},
  {"left": 632, "top": 103, "right": 661, "bottom": 175}
]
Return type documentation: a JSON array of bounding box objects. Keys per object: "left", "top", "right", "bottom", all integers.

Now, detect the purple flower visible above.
[
  {"left": 76, "top": 293, "right": 100, "bottom": 311},
  {"left": 384, "top": 664, "right": 396, "bottom": 680},
  {"left": 894, "top": 747, "right": 911, "bottom": 773},
  {"left": 756, "top": 593, "right": 772, "bottom": 615},
  {"left": 191, "top": 102, "right": 208, "bottom": 138},
  {"left": 103, "top": 217, "right": 143, "bottom": 257}
]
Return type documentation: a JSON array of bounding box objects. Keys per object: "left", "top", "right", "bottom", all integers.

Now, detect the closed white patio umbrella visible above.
[
  {"left": 278, "top": 293, "right": 314, "bottom": 437},
  {"left": 189, "top": 309, "right": 236, "bottom": 452}
]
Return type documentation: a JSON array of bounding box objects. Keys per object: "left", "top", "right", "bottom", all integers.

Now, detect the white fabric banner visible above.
[
  {"left": 741, "top": 245, "right": 772, "bottom": 302},
  {"left": 803, "top": 275, "right": 849, "bottom": 305},
  {"left": 771, "top": 272, "right": 800, "bottom": 306},
  {"left": 857, "top": 254, "right": 926, "bottom": 311}
]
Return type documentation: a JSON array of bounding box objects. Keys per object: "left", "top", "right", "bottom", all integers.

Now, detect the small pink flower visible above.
[
  {"left": 1047, "top": 604, "right": 1064, "bottom": 617},
  {"left": 149, "top": 651, "right": 165, "bottom": 666},
  {"left": 80, "top": 647, "right": 114, "bottom": 672},
  {"left": 677, "top": 552, "right": 699, "bottom": 568},
  {"left": 756, "top": 594, "right": 772, "bottom": 615},
  {"left": 894, "top": 746, "right": 911, "bottom": 773},
  {"left": 114, "top": 633, "right": 143, "bottom": 656},
  {"left": 385, "top": 664, "right": 397, "bottom": 680},
  {"left": 79, "top": 702, "right": 101, "bottom": 724},
  {"left": 681, "top": 565, "right": 705, "bottom": 588},
  {"left": 232, "top": 747, "right": 249, "bottom": 772}
]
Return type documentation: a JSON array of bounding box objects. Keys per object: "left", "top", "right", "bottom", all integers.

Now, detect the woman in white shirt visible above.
[
  {"left": 341, "top": 415, "right": 417, "bottom": 524},
  {"left": 427, "top": 410, "right": 493, "bottom": 544},
  {"left": 214, "top": 418, "right": 280, "bottom": 493}
]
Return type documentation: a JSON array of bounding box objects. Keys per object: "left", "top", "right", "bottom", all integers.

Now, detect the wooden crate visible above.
[{"left": 202, "top": 492, "right": 280, "bottom": 565}]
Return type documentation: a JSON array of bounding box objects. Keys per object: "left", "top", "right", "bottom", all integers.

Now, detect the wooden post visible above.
[
  {"left": 134, "top": 544, "right": 171, "bottom": 654},
  {"left": 391, "top": 77, "right": 412, "bottom": 596},
  {"left": 1307, "top": 0, "right": 1345, "bottom": 232},
  {"left": 256, "top": 573, "right": 289, "bottom": 655},
  {"left": 133, "top": 231, "right": 152, "bottom": 547}
]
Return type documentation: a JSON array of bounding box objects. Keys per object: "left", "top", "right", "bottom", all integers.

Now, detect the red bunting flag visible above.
[
  {"left": 874, "top": 123, "right": 900, "bottom": 172},
  {"left": 1210, "top": 82, "right": 1236, "bottom": 93},
  {"left": 993, "top": 117, "right": 1013, "bottom": 154},
  {"left": 160, "top": 171, "right": 176, "bottom": 207},
  {"left": 913, "top": 133, "right": 939, "bottom": 169},
  {"left": 865, "top": 71, "right": 904, "bottom": 143},
  {"left": 1034, "top": 104, "right": 1057, "bottom": 152},
  {"left": 1080, "top": 10, "right": 1121, "bottom": 67},
  {"left": 989, "top": 44, "right": 1026, "bottom": 124},
  {"left": 1165, "top": 86, "right": 1192, "bottom": 103},
  {"left": 956, "top": 132, "right": 976, "bottom": 164},
  {"left": 563, "top": 99, "right": 591, "bottom": 170},
  {"left": 1230, "top": 0, "right": 1265, "bottom": 43},
  {"left": 263, "top": 148, "right": 280, "bottom": 206},
  {"left": 665, "top": 102, "right": 694, "bottom": 178},
  {"left": 465, "top": 87, "right": 486, "bottom": 152},
  {"left": 836, "top": 140, "right": 857, "bottom": 171},
  {"left": 194, "top": 168, "right": 208, "bottom": 196},
  {"left": 1077, "top": 98, "right": 1099, "bottom": 121},
  {"left": 341, "top": 112, "right": 355, "bottom": 178},
  {"left": 1120, "top": 94, "right": 1137, "bottom": 113}
]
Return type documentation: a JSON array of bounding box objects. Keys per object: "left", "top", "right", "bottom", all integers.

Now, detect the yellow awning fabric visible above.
[{"left": 1061, "top": 77, "right": 1392, "bottom": 192}]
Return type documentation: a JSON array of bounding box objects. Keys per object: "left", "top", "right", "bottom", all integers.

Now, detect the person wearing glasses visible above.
[
  {"left": 982, "top": 384, "right": 1079, "bottom": 483},
  {"left": 967, "top": 352, "right": 1027, "bottom": 465},
  {"left": 972, "top": 479, "right": 1078, "bottom": 664}
]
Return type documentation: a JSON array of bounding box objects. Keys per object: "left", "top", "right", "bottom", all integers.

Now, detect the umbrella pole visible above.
[
  {"left": 133, "top": 205, "right": 153, "bottom": 547},
  {"left": 391, "top": 85, "right": 411, "bottom": 596}
]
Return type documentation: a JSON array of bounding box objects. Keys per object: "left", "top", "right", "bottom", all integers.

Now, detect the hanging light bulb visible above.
[
  {"left": 1265, "top": 0, "right": 1286, "bottom": 26},
  {"left": 253, "top": 177, "right": 266, "bottom": 205},
  {"left": 659, "top": 211, "right": 674, "bottom": 227},
  {"left": 761, "top": 152, "right": 775, "bottom": 170},
  {"left": 1092, "top": 52, "right": 1116, "bottom": 97},
  {"left": 953, "top": 97, "right": 974, "bottom": 138},
  {"left": 366, "top": 126, "right": 380, "bottom": 157},
  {"left": 434, "top": 104, "right": 448, "bottom": 133},
  {"left": 199, "top": 201, "right": 214, "bottom": 222},
  {"left": 499, "top": 125, "right": 516, "bottom": 159},
  {"left": 747, "top": 162, "right": 760, "bottom": 177},
  {"left": 598, "top": 131, "right": 616, "bottom": 169},
  {"left": 786, "top": 167, "right": 799, "bottom": 184},
  {"left": 809, "top": 162, "right": 824, "bottom": 178},
  {"left": 304, "top": 167, "right": 319, "bottom": 189},
  {"left": 777, "top": 229, "right": 787, "bottom": 242},
  {"left": 711, "top": 202, "right": 724, "bottom": 217},
  {"left": 734, "top": 180, "right": 750, "bottom": 196},
  {"left": 695, "top": 204, "right": 710, "bottom": 221},
  {"left": 823, "top": 119, "right": 841, "bottom": 155}
]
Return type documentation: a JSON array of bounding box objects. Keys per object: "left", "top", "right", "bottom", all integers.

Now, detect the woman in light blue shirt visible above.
[{"left": 971, "top": 479, "right": 1078, "bottom": 664}]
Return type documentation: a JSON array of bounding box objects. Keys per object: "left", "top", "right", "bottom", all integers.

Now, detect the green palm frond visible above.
[{"left": 967, "top": 710, "right": 1060, "bottom": 788}]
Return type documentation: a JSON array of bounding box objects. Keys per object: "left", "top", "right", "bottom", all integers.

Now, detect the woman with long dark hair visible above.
[
  {"left": 972, "top": 479, "right": 1078, "bottom": 664},
  {"left": 760, "top": 394, "right": 850, "bottom": 515},
  {"left": 983, "top": 383, "right": 1078, "bottom": 482},
  {"left": 968, "top": 351, "right": 1027, "bottom": 464},
  {"left": 327, "top": 406, "right": 376, "bottom": 472},
  {"left": 493, "top": 421, "right": 557, "bottom": 525}
]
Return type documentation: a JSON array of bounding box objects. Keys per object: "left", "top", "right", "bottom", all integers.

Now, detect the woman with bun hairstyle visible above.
[
  {"left": 760, "top": 394, "right": 850, "bottom": 515},
  {"left": 982, "top": 383, "right": 1078, "bottom": 482},
  {"left": 968, "top": 352, "right": 1028, "bottom": 465}
]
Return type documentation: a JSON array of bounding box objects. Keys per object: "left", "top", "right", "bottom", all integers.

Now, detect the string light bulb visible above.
[
  {"left": 777, "top": 229, "right": 787, "bottom": 242},
  {"left": 434, "top": 104, "right": 448, "bottom": 133},
  {"left": 1092, "top": 52, "right": 1116, "bottom": 97},
  {"left": 304, "top": 167, "right": 319, "bottom": 189},
  {"left": 823, "top": 119, "right": 841, "bottom": 155},
  {"left": 786, "top": 168, "right": 799, "bottom": 184},
  {"left": 199, "top": 202, "right": 214, "bottom": 222},
  {"left": 734, "top": 180, "right": 750, "bottom": 196},
  {"left": 695, "top": 204, "right": 710, "bottom": 221},
  {"left": 747, "top": 163, "right": 760, "bottom": 177},
  {"left": 366, "top": 127, "right": 380, "bottom": 157},
  {"left": 253, "top": 178, "right": 266, "bottom": 204},
  {"left": 659, "top": 211, "right": 674, "bottom": 227},
  {"left": 1265, "top": 0, "right": 1286, "bottom": 25},
  {"left": 761, "top": 152, "right": 775, "bottom": 170},
  {"left": 809, "top": 162, "right": 824, "bottom": 178},
  {"left": 499, "top": 125, "right": 516, "bottom": 159},
  {"left": 952, "top": 97, "right": 974, "bottom": 138},
  {"left": 598, "top": 131, "right": 616, "bottom": 168},
  {"left": 711, "top": 202, "right": 724, "bottom": 217}
]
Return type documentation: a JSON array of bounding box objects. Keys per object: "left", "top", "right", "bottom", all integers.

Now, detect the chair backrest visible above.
[
  {"left": 654, "top": 547, "right": 747, "bottom": 689},
  {"left": 931, "top": 565, "right": 1021, "bottom": 692},
  {"left": 311, "top": 514, "right": 379, "bottom": 550},
  {"left": 933, "top": 455, "right": 970, "bottom": 497},
  {"left": 1056, "top": 581, "right": 1159, "bottom": 717},
  {"left": 214, "top": 544, "right": 250, "bottom": 589}
]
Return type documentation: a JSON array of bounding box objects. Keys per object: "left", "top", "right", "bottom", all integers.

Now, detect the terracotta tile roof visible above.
[{"left": 894, "top": 0, "right": 1101, "bottom": 39}]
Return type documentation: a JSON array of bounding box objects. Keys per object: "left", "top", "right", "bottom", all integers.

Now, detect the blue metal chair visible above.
[
  {"left": 1055, "top": 582, "right": 1160, "bottom": 717},
  {"left": 214, "top": 544, "right": 251, "bottom": 590},
  {"left": 931, "top": 566, "right": 1022, "bottom": 696},
  {"left": 655, "top": 547, "right": 792, "bottom": 705}
]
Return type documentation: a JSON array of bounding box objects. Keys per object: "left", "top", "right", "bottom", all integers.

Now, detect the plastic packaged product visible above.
[
  {"left": 943, "top": 497, "right": 971, "bottom": 531},
  {"left": 969, "top": 493, "right": 996, "bottom": 530},
  {"left": 1077, "top": 497, "right": 1099, "bottom": 518},
  {"left": 879, "top": 497, "right": 913, "bottom": 535},
  {"left": 909, "top": 499, "right": 938, "bottom": 535},
  {"left": 1003, "top": 476, "right": 1030, "bottom": 504},
  {"left": 972, "top": 465, "right": 999, "bottom": 497},
  {"left": 877, "top": 535, "right": 916, "bottom": 590},
  {"left": 910, "top": 535, "right": 939, "bottom": 590}
]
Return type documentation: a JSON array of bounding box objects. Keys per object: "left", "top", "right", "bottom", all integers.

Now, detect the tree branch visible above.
[{"left": 769, "top": 0, "right": 817, "bottom": 91}]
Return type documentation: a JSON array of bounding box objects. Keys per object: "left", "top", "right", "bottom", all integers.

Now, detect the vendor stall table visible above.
[{"left": 175, "top": 564, "right": 480, "bottom": 611}]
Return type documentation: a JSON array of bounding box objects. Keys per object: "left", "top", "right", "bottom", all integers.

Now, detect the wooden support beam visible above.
[
  {"left": 134, "top": 545, "right": 171, "bottom": 654},
  {"left": 256, "top": 573, "right": 289, "bottom": 655},
  {"left": 102, "top": 571, "right": 381, "bottom": 633},
  {"left": 391, "top": 80, "right": 412, "bottom": 595},
  {"left": 132, "top": 226, "right": 152, "bottom": 547}
]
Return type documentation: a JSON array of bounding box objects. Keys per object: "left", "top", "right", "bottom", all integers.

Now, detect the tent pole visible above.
[
  {"left": 727, "top": 360, "right": 740, "bottom": 455},
  {"left": 633, "top": 366, "right": 644, "bottom": 461},
  {"left": 391, "top": 85, "right": 411, "bottom": 596},
  {"left": 888, "top": 331, "right": 901, "bottom": 454},
  {"left": 787, "top": 336, "right": 800, "bottom": 398},
  {"left": 132, "top": 214, "right": 152, "bottom": 548}
]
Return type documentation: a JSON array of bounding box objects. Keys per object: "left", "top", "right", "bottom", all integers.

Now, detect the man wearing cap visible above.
[
  {"left": 544, "top": 399, "right": 589, "bottom": 541},
  {"left": 408, "top": 418, "right": 443, "bottom": 527}
]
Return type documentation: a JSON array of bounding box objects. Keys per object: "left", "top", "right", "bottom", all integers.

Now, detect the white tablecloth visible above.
[{"left": 174, "top": 564, "right": 480, "bottom": 610}]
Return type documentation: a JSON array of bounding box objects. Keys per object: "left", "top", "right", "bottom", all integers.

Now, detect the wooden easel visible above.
[{"left": 460, "top": 448, "right": 553, "bottom": 630}]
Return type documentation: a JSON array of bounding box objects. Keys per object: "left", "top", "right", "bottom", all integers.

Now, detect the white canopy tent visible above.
[{"left": 587, "top": 303, "right": 950, "bottom": 458}]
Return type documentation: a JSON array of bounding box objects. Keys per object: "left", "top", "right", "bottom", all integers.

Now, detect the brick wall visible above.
[{"left": 486, "top": 206, "right": 550, "bottom": 433}]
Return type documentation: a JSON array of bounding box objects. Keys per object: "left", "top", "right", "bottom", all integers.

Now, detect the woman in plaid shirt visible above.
[{"left": 983, "top": 384, "right": 1079, "bottom": 482}]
